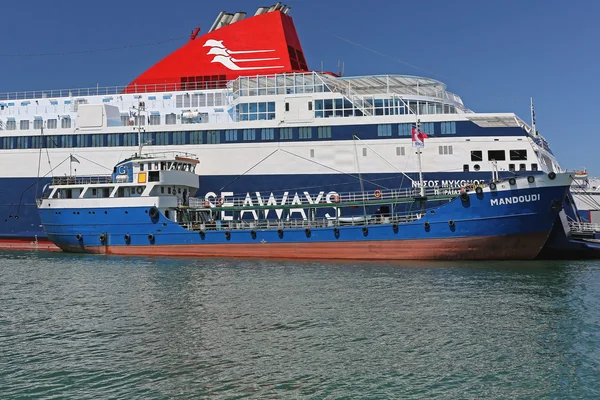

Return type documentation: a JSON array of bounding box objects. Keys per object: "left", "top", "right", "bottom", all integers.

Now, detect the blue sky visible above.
[{"left": 1, "top": 0, "right": 598, "bottom": 173}]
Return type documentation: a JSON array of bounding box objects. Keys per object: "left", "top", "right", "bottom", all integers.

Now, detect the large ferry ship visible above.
[{"left": 0, "top": 3, "right": 579, "bottom": 251}]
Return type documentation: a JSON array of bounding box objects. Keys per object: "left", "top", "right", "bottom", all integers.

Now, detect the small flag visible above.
[
  {"left": 70, "top": 154, "right": 80, "bottom": 163},
  {"left": 412, "top": 126, "right": 428, "bottom": 148}
]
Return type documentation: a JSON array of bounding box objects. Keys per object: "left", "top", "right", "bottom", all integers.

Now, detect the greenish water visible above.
[{"left": 1, "top": 251, "right": 599, "bottom": 399}]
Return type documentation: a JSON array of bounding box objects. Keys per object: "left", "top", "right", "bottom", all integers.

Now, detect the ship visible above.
[
  {"left": 36, "top": 150, "right": 573, "bottom": 260},
  {"left": 0, "top": 3, "right": 593, "bottom": 255}
]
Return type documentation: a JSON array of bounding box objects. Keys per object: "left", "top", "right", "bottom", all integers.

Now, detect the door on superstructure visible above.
[{"left": 283, "top": 97, "right": 314, "bottom": 123}]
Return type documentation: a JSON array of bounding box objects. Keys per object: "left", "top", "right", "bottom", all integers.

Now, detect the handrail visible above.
[{"left": 0, "top": 80, "right": 231, "bottom": 102}]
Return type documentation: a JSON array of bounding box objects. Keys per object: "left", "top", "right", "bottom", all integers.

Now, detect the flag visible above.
[
  {"left": 412, "top": 126, "right": 428, "bottom": 148},
  {"left": 70, "top": 154, "right": 80, "bottom": 164}
]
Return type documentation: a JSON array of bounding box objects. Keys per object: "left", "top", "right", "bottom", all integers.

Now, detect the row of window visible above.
[
  {"left": 471, "top": 149, "right": 528, "bottom": 162},
  {"left": 0, "top": 125, "right": 500, "bottom": 150},
  {"left": 236, "top": 102, "right": 276, "bottom": 121},
  {"left": 379, "top": 122, "right": 451, "bottom": 137},
  {"left": 314, "top": 98, "right": 458, "bottom": 118}
]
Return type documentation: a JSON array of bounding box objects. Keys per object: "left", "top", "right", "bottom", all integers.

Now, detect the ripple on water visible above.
[{"left": 0, "top": 253, "right": 599, "bottom": 398}]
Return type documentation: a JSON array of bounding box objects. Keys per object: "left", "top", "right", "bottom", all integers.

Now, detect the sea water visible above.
[{"left": 1, "top": 251, "right": 599, "bottom": 398}]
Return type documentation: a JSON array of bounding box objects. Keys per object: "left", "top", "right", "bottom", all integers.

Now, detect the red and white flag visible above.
[{"left": 412, "top": 126, "right": 428, "bottom": 148}]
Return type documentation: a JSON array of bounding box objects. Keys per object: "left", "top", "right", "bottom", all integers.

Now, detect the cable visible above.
[{"left": 0, "top": 37, "right": 186, "bottom": 57}]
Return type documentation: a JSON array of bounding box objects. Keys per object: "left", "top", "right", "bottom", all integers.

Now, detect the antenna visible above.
[{"left": 131, "top": 99, "right": 149, "bottom": 157}]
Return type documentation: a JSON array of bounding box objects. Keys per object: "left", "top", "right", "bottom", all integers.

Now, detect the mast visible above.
[
  {"left": 530, "top": 97, "right": 537, "bottom": 136},
  {"left": 416, "top": 118, "right": 425, "bottom": 197}
]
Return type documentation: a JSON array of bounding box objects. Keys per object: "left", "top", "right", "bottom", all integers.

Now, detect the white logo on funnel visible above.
[{"left": 203, "top": 40, "right": 284, "bottom": 71}]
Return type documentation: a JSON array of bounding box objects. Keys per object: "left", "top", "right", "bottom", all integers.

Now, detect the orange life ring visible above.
[{"left": 374, "top": 190, "right": 382, "bottom": 198}]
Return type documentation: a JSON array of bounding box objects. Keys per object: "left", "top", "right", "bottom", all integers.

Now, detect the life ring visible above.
[
  {"left": 490, "top": 182, "right": 497, "bottom": 191},
  {"left": 548, "top": 172, "right": 557, "bottom": 180},
  {"left": 475, "top": 187, "right": 483, "bottom": 195},
  {"left": 374, "top": 190, "right": 382, "bottom": 199},
  {"left": 448, "top": 220, "right": 455, "bottom": 227},
  {"left": 149, "top": 206, "right": 159, "bottom": 219},
  {"left": 333, "top": 194, "right": 340, "bottom": 203},
  {"left": 509, "top": 178, "right": 517, "bottom": 185},
  {"left": 137, "top": 186, "right": 144, "bottom": 194},
  {"left": 203, "top": 200, "right": 210, "bottom": 208}
]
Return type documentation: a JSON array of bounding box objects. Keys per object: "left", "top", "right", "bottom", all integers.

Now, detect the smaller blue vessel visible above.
[{"left": 37, "top": 152, "right": 572, "bottom": 260}]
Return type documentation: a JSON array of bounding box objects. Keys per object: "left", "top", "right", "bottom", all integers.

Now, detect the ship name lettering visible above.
[{"left": 490, "top": 194, "right": 540, "bottom": 206}]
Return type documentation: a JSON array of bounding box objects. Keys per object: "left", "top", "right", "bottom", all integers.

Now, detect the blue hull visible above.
[{"left": 39, "top": 184, "right": 568, "bottom": 260}]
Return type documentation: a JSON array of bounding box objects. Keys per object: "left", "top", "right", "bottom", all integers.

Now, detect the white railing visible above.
[{"left": 569, "top": 221, "right": 600, "bottom": 233}]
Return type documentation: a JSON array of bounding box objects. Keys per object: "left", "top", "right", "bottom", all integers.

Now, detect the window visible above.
[
  {"left": 238, "top": 102, "right": 275, "bottom": 121},
  {"left": 377, "top": 124, "right": 392, "bottom": 136},
  {"left": 122, "top": 133, "right": 136, "bottom": 146},
  {"left": 61, "top": 135, "right": 73, "bottom": 148},
  {"left": 61, "top": 118, "right": 71, "bottom": 129},
  {"left": 532, "top": 163, "right": 538, "bottom": 171},
  {"left": 2, "top": 137, "right": 14, "bottom": 149},
  {"left": 261, "top": 128, "right": 274, "bottom": 140},
  {"left": 6, "top": 120, "right": 16, "bottom": 130},
  {"left": 308, "top": 102, "right": 313, "bottom": 111},
  {"left": 134, "top": 116, "right": 146, "bottom": 126},
  {"left": 398, "top": 123, "right": 412, "bottom": 136},
  {"left": 46, "top": 136, "right": 58, "bottom": 148},
  {"left": 438, "top": 145, "right": 453, "bottom": 155},
  {"left": 488, "top": 150, "right": 506, "bottom": 161},
  {"left": 280, "top": 128, "right": 293, "bottom": 140},
  {"left": 91, "top": 134, "right": 104, "bottom": 147},
  {"left": 20, "top": 120, "right": 29, "bottom": 130},
  {"left": 420, "top": 122, "right": 434, "bottom": 135},
  {"left": 121, "top": 115, "right": 130, "bottom": 126},
  {"left": 299, "top": 127, "right": 312, "bottom": 139},
  {"left": 156, "top": 132, "right": 170, "bottom": 145},
  {"left": 165, "top": 113, "right": 177, "bottom": 125},
  {"left": 520, "top": 163, "right": 526, "bottom": 171},
  {"left": 471, "top": 150, "right": 483, "bottom": 162},
  {"left": 173, "top": 131, "right": 186, "bottom": 145},
  {"left": 510, "top": 149, "right": 527, "bottom": 160},
  {"left": 225, "top": 129, "right": 238, "bottom": 141},
  {"left": 190, "top": 131, "right": 203, "bottom": 144},
  {"left": 317, "top": 126, "right": 331, "bottom": 138},
  {"left": 31, "top": 136, "right": 42, "bottom": 149},
  {"left": 207, "top": 130, "right": 220, "bottom": 144},
  {"left": 33, "top": 119, "right": 43, "bottom": 130},
  {"left": 396, "top": 147, "right": 405, "bottom": 156},
  {"left": 243, "top": 129, "right": 256, "bottom": 141},
  {"left": 47, "top": 119, "right": 57, "bottom": 129},
  {"left": 16, "top": 136, "right": 28, "bottom": 148},
  {"left": 107, "top": 134, "right": 120, "bottom": 147},
  {"left": 140, "top": 163, "right": 145, "bottom": 172},
  {"left": 441, "top": 121, "right": 456, "bottom": 134},
  {"left": 149, "top": 114, "right": 161, "bottom": 125},
  {"left": 285, "top": 102, "right": 290, "bottom": 112},
  {"left": 509, "top": 164, "right": 515, "bottom": 172},
  {"left": 463, "top": 164, "right": 469, "bottom": 172}
]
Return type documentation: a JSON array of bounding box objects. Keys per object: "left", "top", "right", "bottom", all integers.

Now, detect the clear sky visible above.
[{"left": 1, "top": 0, "right": 598, "bottom": 173}]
